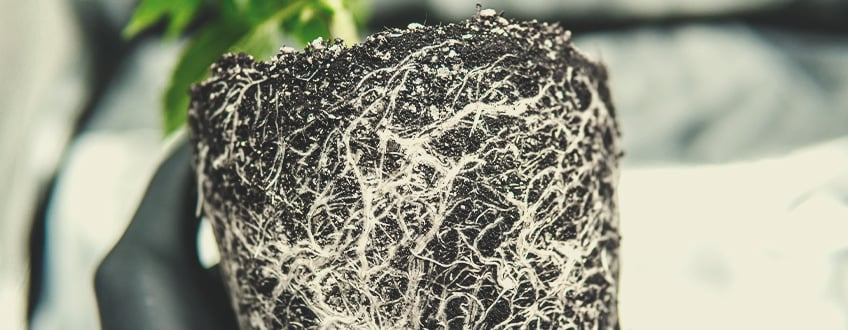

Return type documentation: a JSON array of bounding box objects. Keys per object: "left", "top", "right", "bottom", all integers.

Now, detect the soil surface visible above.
[{"left": 190, "top": 10, "right": 621, "bottom": 329}]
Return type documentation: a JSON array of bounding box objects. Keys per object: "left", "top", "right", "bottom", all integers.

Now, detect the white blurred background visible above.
[{"left": 2, "top": 0, "right": 847, "bottom": 329}]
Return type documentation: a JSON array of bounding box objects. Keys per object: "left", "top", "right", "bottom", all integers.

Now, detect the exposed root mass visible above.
[{"left": 190, "top": 12, "right": 621, "bottom": 330}]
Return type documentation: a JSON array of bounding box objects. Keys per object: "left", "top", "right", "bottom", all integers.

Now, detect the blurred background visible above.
[{"left": 1, "top": 0, "right": 847, "bottom": 329}]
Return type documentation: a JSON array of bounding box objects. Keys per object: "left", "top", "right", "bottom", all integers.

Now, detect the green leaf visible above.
[
  {"left": 229, "top": 21, "right": 284, "bottom": 60},
  {"left": 162, "top": 20, "right": 247, "bottom": 135},
  {"left": 242, "top": 0, "right": 293, "bottom": 25},
  {"left": 284, "top": 6, "right": 332, "bottom": 45},
  {"left": 229, "top": 1, "right": 308, "bottom": 59},
  {"left": 123, "top": 0, "right": 204, "bottom": 39},
  {"left": 213, "top": 0, "right": 241, "bottom": 23},
  {"left": 158, "top": 0, "right": 370, "bottom": 135}
]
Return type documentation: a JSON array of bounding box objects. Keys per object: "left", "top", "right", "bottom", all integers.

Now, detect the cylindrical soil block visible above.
[{"left": 189, "top": 12, "right": 621, "bottom": 330}]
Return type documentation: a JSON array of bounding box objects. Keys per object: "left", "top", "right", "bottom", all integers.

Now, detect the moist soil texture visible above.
[{"left": 190, "top": 10, "right": 622, "bottom": 330}]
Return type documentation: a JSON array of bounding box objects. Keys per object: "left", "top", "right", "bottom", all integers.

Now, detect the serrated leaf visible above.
[
  {"left": 163, "top": 20, "right": 247, "bottom": 135},
  {"left": 123, "top": 0, "right": 204, "bottom": 39}
]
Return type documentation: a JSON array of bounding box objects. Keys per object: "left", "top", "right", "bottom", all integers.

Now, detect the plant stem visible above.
[{"left": 325, "top": 0, "right": 361, "bottom": 44}]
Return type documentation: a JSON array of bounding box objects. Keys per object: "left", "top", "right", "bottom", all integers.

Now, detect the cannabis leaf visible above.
[{"left": 124, "top": 0, "right": 368, "bottom": 136}]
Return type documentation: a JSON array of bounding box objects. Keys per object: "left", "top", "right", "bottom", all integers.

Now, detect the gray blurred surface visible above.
[
  {"left": 373, "top": 0, "right": 791, "bottom": 19},
  {"left": 575, "top": 25, "right": 848, "bottom": 164},
  {"left": 0, "top": 0, "right": 88, "bottom": 328},
  {"left": 29, "top": 38, "right": 180, "bottom": 330}
]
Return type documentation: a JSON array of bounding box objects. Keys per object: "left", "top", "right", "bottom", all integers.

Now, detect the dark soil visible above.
[{"left": 190, "top": 9, "right": 621, "bottom": 329}]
